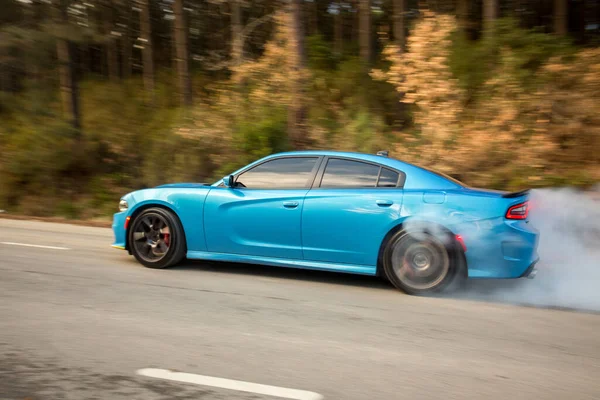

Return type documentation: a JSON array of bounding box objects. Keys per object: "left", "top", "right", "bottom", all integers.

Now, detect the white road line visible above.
[
  {"left": 136, "top": 368, "right": 324, "bottom": 400},
  {"left": 0, "top": 242, "right": 70, "bottom": 250}
]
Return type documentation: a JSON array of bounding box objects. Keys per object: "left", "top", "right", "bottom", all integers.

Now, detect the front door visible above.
[{"left": 204, "top": 156, "right": 321, "bottom": 260}]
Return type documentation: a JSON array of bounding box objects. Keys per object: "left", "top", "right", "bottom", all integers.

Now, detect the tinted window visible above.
[
  {"left": 320, "top": 159, "right": 380, "bottom": 188},
  {"left": 236, "top": 157, "right": 318, "bottom": 189},
  {"left": 378, "top": 168, "right": 399, "bottom": 187}
]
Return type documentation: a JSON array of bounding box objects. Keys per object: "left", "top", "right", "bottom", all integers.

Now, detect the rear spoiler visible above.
[{"left": 502, "top": 189, "right": 530, "bottom": 198}]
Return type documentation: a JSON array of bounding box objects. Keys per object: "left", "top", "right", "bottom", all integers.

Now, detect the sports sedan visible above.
[{"left": 112, "top": 151, "right": 539, "bottom": 295}]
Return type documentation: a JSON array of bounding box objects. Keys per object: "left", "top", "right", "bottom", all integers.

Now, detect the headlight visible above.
[{"left": 119, "top": 199, "right": 128, "bottom": 212}]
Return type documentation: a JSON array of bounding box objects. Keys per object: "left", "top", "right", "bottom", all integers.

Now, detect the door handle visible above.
[
  {"left": 283, "top": 201, "right": 299, "bottom": 209},
  {"left": 376, "top": 199, "right": 393, "bottom": 207}
]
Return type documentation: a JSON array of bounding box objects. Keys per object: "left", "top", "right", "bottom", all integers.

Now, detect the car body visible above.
[{"left": 112, "top": 151, "right": 539, "bottom": 294}]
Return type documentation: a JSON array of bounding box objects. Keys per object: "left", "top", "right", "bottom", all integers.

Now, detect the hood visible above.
[{"left": 154, "top": 182, "right": 211, "bottom": 189}]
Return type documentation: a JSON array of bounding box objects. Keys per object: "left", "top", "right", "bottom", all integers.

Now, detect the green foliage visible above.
[
  {"left": 308, "top": 56, "right": 399, "bottom": 125},
  {"left": 1, "top": 113, "right": 80, "bottom": 215},
  {"left": 3, "top": 117, "right": 77, "bottom": 186},
  {"left": 450, "top": 18, "right": 574, "bottom": 96},
  {"left": 234, "top": 107, "right": 289, "bottom": 163},
  {"left": 307, "top": 34, "right": 337, "bottom": 71},
  {"left": 0, "top": 78, "right": 209, "bottom": 217},
  {"left": 344, "top": 110, "right": 388, "bottom": 153}
]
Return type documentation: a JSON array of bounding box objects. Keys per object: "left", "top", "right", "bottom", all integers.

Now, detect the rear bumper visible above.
[
  {"left": 462, "top": 218, "right": 540, "bottom": 279},
  {"left": 519, "top": 259, "right": 539, "bottom": 279}
]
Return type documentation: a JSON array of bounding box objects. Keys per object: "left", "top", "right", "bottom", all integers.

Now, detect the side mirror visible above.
[{"left": 222, "top": 175, "right": 235, "bottom": 188}]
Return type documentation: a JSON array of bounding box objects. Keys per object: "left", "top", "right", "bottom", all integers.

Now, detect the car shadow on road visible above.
[
  {"left": 167, "top": 259, "right": 542, "bottom": 303},
  {"left": 169, "top": 259, "right": 395, "bottom": 291},
  {"left": 132, "top": 256, "right": 598, "bottom": 313}
]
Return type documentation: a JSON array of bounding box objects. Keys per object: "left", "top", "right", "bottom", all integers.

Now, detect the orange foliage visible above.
[{"left": 375, "top": 11, "right": 599, "bottom": 188}]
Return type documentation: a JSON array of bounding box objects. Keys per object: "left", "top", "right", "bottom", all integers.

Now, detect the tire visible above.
[
  {"left": 128, "top": 207, "right": 186, "bottom": 269},
  {"left": 382, "top": 226, "right": 460, "bottom": 295}
]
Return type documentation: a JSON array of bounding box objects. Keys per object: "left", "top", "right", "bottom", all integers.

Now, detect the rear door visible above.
[
  {"left": 302, "top": 157, "right": 404, "bottom": 268},
  {"left": 204, "top": 156, "right": 321, "bottom": 260}
]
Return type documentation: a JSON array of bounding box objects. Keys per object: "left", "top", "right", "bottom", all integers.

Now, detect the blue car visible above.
[{"left": 112, "top": 151, "right": 539, "bottom": 295}]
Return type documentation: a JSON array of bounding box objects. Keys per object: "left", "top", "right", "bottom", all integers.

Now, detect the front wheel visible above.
[
  {"left": 382, "top": 228, "right": 459, "bottom": 295},
  {"left": 128, "top": 207, "right": 186, "bottom": 269}
]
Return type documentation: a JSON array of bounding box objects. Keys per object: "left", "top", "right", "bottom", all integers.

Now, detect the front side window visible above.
[
  {"left": 320, "top": 158, "right": 381, "bottom": 188},
  {"left": 235, "top": 157, "right": 319, "bottom": 189}
]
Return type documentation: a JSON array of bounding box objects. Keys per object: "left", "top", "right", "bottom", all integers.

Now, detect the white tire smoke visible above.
[{"left": 454, "top": 187, "right": 600, "bottom": 312}]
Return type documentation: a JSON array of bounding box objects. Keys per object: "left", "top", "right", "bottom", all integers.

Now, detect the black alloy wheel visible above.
[{"left": 129, "top": 208, "right": 186, "bottom": 269}]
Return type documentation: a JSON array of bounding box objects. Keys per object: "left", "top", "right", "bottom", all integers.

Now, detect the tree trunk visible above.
[
  {"left": 231, "top": 0, "right": 242, "bottom": 66},
  {"left": 359, "top": 0, "right": 371, "bottom": 64},
  {"left": 483, "top": 0, "right": 498, "bottom": 32},
  {"left": 393, "top": 0, "right": 405, "bottom": 51},
  {"left": 456, "top": 0, "right": 469, "bottom": 30},
  {"left": 288, "top": 0, "right": 307, "bottom": 148},
  {"left": 139, "top": 0, "right": 154, "bottom": 100},
  {"left": 334, "top": 3, "right": 343, "bottom": 56},
  {"left": 122, "top": 1, "right": 132, "bottom": 79},
  {"left": 57, "top": 39, "right": 80, "bottom": 129},
  {"left": 94, "top": 4, "right": 105, "bottom": 77},
  {"left": 553, "top": 0, "right": 568, "bottom": 35},
  {"left": 350, "top": 0, "right": 358, "bottom": 45},
  {"left": 173, "top": 0, "right": 192, "bottom": 106},
  {"left": 104, "top": 2, "right": 119, "bottom": 82},
  {"left": 80, "top": 45, "right": 89, "bottom": 79},
  {"left": 577, "top": 0, "right": 586, "bottom": 43},
  {"left": 55, "top": 2, "right": 80, "bottom": 130},
  {"left": 307, "top": 0, "right": 318, "bottom": 36}
]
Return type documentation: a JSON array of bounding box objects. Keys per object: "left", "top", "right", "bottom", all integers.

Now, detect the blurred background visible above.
[{"left": 0, "top": 0, "right": 599, "bottom": 220}]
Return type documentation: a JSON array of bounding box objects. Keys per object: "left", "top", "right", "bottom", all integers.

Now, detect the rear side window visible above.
[
  {"left": 320, "top": 159, "right": 380, "bottom": 188},
  {"left": 378, "top": 168, "right": 399, "bottom": 187},
  {"left": 236, "top": 157, "right": 319, "bottom": 189}
]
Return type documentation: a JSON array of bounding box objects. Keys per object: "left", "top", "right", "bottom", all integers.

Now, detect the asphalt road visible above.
[{"left": 1, "top": 218, "right": 599, "bottom": 400}]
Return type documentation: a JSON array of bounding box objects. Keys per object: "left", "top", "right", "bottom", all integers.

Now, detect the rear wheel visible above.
[
  {"left": 382, "top": 227, "right": 458, "bottom": 295},
  {"left": 129, "top": 208, "right": 186, "bottom": 269}
]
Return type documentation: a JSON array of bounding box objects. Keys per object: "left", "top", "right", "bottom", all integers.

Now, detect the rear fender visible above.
[{"left": 377, "top": 218, "right": 465, "bottom": 276}]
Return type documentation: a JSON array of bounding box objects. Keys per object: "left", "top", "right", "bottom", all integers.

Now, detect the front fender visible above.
[{"left": 120, "top": 187, "right": 211, "bottom": 252}]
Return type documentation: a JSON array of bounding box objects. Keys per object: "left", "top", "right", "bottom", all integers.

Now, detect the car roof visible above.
[
  {"left": 260, "top": 151, "right": 464, "bottom": 190},
  {"left": 265, "top": 150, "right": 419, "bottom": 173},
  {"left": 271, "top": 150, "right": 404, "bottom": 167}
]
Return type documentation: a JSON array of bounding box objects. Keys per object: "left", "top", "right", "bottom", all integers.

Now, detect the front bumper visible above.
[{"left": 112, "top": 211, "right": 128, "bottom": 250}]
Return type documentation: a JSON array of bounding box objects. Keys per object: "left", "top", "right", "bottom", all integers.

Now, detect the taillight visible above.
[
  {"left": 506, "top": 201, "right": 529, "bottom": 220},
  {"left": 455, "top": 234, "right": 467, "bottom": 252}
]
